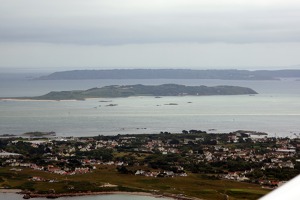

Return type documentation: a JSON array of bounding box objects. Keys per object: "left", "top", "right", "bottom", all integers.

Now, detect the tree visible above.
[
  {"left": 169, "top": 139, "right": 180, "bottom": 145},
  {"left": 117, "top": 166, "right": 131, "bottom": 174}
]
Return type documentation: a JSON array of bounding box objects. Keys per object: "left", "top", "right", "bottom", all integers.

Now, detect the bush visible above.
[{"left": 19, "top": 181, "right": 35, "bottom": 191}]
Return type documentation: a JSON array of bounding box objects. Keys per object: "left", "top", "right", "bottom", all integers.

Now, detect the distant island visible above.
[
  {"left": 37, "top": 69, "right": 300, "bottom": 80},
  {"left": 19, "top": 84, "right": 257, "bottom": 100},
  {"left": 22, "top": 131, "right": 56, "bottom": 137}
]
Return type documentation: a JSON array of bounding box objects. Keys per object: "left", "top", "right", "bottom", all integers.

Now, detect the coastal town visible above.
[{"left": 1, "top": 130, "right": 300, "bottom": 199}]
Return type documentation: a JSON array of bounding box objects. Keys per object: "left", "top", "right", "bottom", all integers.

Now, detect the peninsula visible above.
[{"left": 20, "top": 84, "right": 257, "bottom": 100}]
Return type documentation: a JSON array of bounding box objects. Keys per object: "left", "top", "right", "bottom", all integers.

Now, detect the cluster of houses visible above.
[
  {"left": 135, "top": 169, "right": 187, "bottom": 177},
  {"left": 1, "top": 130, "right": 300, "bottom": 188},
  {"left": 4, "top": 159, "right": 93, "bottom": 175},
  {"left": 223, "top": 171, "right": 250, "bottom": 182}
]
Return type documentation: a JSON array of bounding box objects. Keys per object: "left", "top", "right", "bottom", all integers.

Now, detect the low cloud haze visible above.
[{"left": 0, "top": 0, "right": 300, "bottom": 71}]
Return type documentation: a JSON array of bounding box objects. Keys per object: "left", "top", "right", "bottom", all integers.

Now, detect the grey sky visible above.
[{"left": 0, "top": 0, "right": 300, "bottom": 71}]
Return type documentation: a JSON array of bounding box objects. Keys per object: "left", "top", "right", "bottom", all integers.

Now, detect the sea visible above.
[{"left": 0, "top": 74, "right": 300, "bottom": 138}]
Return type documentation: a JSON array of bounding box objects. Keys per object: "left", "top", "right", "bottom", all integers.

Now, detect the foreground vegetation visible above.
[{"left": 0, "top": 165, "right": 268, "bottom": 200}]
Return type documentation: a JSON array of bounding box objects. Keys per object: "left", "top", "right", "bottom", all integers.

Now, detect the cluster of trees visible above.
[
  {"left": 247, "top": 166, "right": 300, "bottom": 181},
  {"left": 76, "top": 148, "right": 114, "bottom": 161}
]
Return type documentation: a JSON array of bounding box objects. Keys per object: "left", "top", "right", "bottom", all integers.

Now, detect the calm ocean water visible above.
[{"left": 0, "top": 74, "right": 300, "bottom": 137}]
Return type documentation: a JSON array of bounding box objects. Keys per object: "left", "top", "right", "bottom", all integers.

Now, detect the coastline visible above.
[
  {"left": 17, "top": 191, "right": 202, "bottom": 200},
  {"left": 0, "top": 98, "right": 78, "bottom": 102},
  {"left": 0, "top": 189, "right": 22, "bottom": 193}
]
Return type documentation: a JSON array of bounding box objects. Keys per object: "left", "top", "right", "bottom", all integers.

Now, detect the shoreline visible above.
[
  {"left": 0, "top": 98, "right": 78, "bottom": 102},
  {"left": 0, "top": 189, "right": 22, "bottom": 193},
  {"left": 18, "top": 191, "right": 202, "bottom": 200}
]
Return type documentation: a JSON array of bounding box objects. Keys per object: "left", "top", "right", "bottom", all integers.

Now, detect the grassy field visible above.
[{"left": 0, "top": 165, "right": 270, "bottom": 200}]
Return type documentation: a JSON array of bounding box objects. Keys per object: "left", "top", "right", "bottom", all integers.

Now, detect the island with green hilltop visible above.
[{"left": 17, "top": 84, "right": 257, "bottom": 100}]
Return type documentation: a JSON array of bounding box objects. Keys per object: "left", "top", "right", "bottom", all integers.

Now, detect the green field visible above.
[{"left": 0, "top": 165, "right": 270, "bottom": 200}]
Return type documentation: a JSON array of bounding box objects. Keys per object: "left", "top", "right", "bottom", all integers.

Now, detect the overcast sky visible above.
[{"left": 1, "top": 0, "right": 300, "bottom": 72}]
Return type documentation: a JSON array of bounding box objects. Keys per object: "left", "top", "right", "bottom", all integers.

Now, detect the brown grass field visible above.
[{"left": 0, "top": 165, "right": 270, "bottom": 200}]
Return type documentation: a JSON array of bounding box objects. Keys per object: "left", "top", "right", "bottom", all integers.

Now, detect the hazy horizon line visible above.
[{"left": 1, "top": 65, "right": 300, "bottom": 74}]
